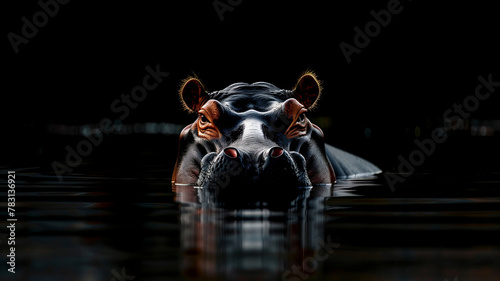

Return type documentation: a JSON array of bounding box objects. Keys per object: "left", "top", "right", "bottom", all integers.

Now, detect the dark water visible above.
[{"left": 1, "top": 167, "right": 499, "bottom": 281}]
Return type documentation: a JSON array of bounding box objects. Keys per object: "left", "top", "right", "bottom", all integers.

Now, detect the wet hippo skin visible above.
[{"left": 172, "top": 72, "right": 381, "bottom": 191}]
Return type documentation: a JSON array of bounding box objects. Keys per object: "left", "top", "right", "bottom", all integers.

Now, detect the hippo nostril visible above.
[
  {"left": 224, "top": 148, "right": 238, "bottom": 158},
  {"left": 270, "top": 147, "right": 284, "bottom": 158}
]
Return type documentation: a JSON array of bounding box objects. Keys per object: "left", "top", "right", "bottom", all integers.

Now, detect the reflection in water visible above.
[
  {"left": 3, "top": 169, "right": 499, "bottom": 281},
  {"left": 175, "top": 184, "right": 334, "bottom": 281}
]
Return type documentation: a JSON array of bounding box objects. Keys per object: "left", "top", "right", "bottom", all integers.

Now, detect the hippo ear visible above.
[
  {"left": 292, "top": 72, "right": 322, "bottom": 109},
  {"left": 179, "top": 77, "right": 209, "bottom": 112}
]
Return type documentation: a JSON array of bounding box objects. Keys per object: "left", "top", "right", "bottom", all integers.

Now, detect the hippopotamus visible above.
[{"left": 172, "top": 72, "right": 380, "bottom": 191}]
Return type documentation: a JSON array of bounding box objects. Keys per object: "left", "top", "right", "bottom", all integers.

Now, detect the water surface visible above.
[{"left": 1, "top": 167, "right": 499, "bottom": 281}]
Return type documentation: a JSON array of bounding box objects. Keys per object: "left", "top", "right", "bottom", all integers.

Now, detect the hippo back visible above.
[{"left": 325, "top": 144, "right": 381, "bottom": 179}]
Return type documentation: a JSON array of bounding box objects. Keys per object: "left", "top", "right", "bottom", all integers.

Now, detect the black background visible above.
[{"left": 3, "top": 0, "right": 500, "bottom": 177}]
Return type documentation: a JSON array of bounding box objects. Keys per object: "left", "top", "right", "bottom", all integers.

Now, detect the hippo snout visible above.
[{"left": 196, "top": 147, "right": 312, "bottom": 189}]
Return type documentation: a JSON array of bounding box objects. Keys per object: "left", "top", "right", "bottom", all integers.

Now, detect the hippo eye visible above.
[
  {"left": 199, "top": 114, "right": 210, "bottom": 124},
  {"left": 297, "top": 113, "right": 306, "bottom": 123}
]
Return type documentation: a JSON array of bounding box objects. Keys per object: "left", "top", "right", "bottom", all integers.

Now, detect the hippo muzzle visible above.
[
  {"left": 197, "top": 146, "right": 312, "bottom": 189},
  {"left": 172, "top": 72, "right": 336, "bottom": 191}
]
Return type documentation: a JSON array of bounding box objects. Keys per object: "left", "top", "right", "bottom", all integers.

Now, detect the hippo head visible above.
[{"left": 172, "top": 73, "right": 335, "bottom": 192}]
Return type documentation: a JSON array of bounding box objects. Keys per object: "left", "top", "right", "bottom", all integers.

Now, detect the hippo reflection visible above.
[
  {"left": 172, "top": 72, "right": 380, "bottom": 191},
  {"left": 176, "top": 184, "right": 335, "bottom": 281}
]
